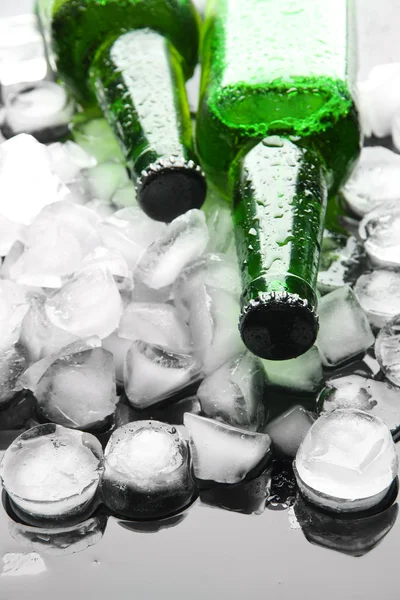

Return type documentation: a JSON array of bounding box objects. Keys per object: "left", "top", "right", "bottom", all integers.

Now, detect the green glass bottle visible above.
[
  {"left": 197, "top": 0, "right": 361, "bottom": 360},
  {"left": 39, "top": 0, "right": 206, "bottom": 222}
]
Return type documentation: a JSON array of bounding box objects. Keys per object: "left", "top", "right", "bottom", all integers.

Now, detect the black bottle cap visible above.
[
  {"left": 138, "top": 164, "right": 207, "bottom": 223},
  {"left": 239, "top": 292, "right": 319, "bottom": 361}
]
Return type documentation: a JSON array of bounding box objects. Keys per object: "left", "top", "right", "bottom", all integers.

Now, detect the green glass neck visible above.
[{"left": 233, "top": 137, "right": 327, "bottom": 310}]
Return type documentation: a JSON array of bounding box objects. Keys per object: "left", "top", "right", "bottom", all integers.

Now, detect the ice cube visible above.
[
  {"left": 318, "top": 373, "right": 400, "bottom": 438},
  {"left": 3, "top": 82, "right": 75, "bottom": 142},
  {"left": 47, "top": 141, "right": 96, "bottom": 183},
  {"left": 71, "top": 117, "right": 125, "bottom": 164},
  {"left": 81, "top": 247, "right": 130, "bottom": 282},
  {"left": 0, "top": 241, "right": 25, "bottom": 278},
  {"left": 265, "top": 406, "right": 316, "bottom": 458},
  {"left": 105, "top": 207, "right": 166, "bottom": 250},
  {"left": 173, "top": 253, "right": 241, "bottom": 322},
  {"left": 205, "top": 201, "right": 236, "bottom": 257},
  {"left": 100, "top": 421, "right": 195, "bottom": 519},
  {"left": 19, "top": 296, "right": 79, "bottom": 364},
  {"left": 85, "top": 199, "right": 116, "bottom": 220},
  {"left": 0, "top": 279, "right": 31, "bottom": 350},
  {"left": 19, "top": 336, "right": 101, "bottom": 393},
  {"left": 8, "top": 513, "right": 108, "bottom": 557},
  {"left": 294, "top": 409, "right": 398, "bottom": 512},
  {"left": 124, "top": 341, "right": 202, "bottom": 409},
  {"left": 119, "top": 302, "right": 191, "bottom": 353},
  {"left": 294, "top": 494, "right": 398, "bottom": 557},
  {"left": 342, "top": 147, "right": 400, "bottom": 218},
  {"left": 197, "top": 352, "right": 267, "bottom": 431},
  {"left": 356, "top": 64, "right": 400, "bottom": 137},
  {"left": 0, "top": 344, "right": 27, "bottom": 407},
  {"left": 359, "top": 203, "right": 400, "bottom": 269},
  {"left": 102, "top": 332, "right": 133, "bottom": 387},
  {"left": 135, "top": 209, "right": 209, "bottom": 290},
  {"left": 35, "top": 347, "right": 117, "bottom": 430},
  {"left": 0, "top": 214, "right": 26, "bottom": 257},
  {"left": 0, "top": 134, "right": 70, "bottom": 225},
  {"left": 317, "top": 232, "right": 366, "bottom": 295},
  {"left": 130, "top": 276, "right": 171, "bottom": 304},
  {"left": 44, "top": 265, "right": 123, "bottom": 339},
  {"left": 98, "top": 220, "right": 145, "bottom": 271},
  {"left": 115, "top": 395, "right": 201, "bottom": 428},
  {"left": 84, "top": 162, "right": 129, "bottom": 203},
  {"left": 354, "top": 270, "right": 400, "bottom": 329},
  {"left": 317, "top": 286, "right": 375, "bottom": 367},
  {"left": 376, "top": 315, "right": 400, "bottom": 386},
  {"left": 186, "top": 285, "right": 245, "bottom": 375},
  {"left": 112, "top": 181, "right": 138, "bottom": 209},
  {"left": 262, "top": 346, "right": 324, "bottom": 394},
  {"left": 0, "top": 424, "right": 103, "bottom": 519},
  {"left": 184, "top": 413, "right": 271, "bottom": 484}
]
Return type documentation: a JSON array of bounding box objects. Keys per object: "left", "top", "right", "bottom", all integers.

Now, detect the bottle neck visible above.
[
  {"left": 233, "top": 137, "right": 327, "bottom": 360},
  {"left": 89, "top": 29, "right": 205, "bottom": 222}
]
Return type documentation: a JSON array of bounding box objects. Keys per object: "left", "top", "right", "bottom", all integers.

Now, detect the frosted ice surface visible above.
[
  {"left": 4, "top": 81, "right": 74, "bottom": 137},
  {"left": 197, "top": 352, "right": 267, "bottom": 431},
  {"left": 119, "top": 302, "right": 191, "bottom": 353},
  {"left": 124, "top": 341, "right": 202, "bottom": 409},
  {"left": 356, "top": 64, "right": 400, "bottom": 137},
  {"left": 295, "top": 409, "right": 398, "bottom": 512},
  {"left": 354, "top": 270, "right": 400, "bottom": 329},
  {"left": 135, "top": 209, "right": 209, "bottom": 289},
  {"left": 174, "top": 253, "right": 241, "bottom": 322},
  {"left": 20, "top": 336, "right": 101, "bottom": 393},
  {"left": 0, "top": 279, "right": 30, "bottom": 350},
  {"left": 318, "top": 373, "right": 400, "bottom": 438},
  {"left": 35, "top": 348, "right": 117, "bottom": 430},
  {"left": 0, "top": 134, "right": 69, "bottom": 225},
  {"left": 262, "top": 346, "right": 323, "bottom": 393},
  {"left": 84, "top": 162, "right": 129, "bottom": 202},
  {"left": 266, "top": 406, "right": 315, "bottom": 458},
  {"left": 105, "top": 207, "right": 166, "bottom": 250},
  {"left": 184, "top": 413, "right": 271, "bottom": 484},
  {"left": 48, "top": 141, "right": 96, "bottom": 183},
  {"left": 376, "top": 315, "right": 400, "bottom": 386},
  {"left": 187, "top": 285, "right": 245, "bottom": 375},
  {"left": 359, "top": 203, "right": 400, "bottom": 269},
  {"left": 317, "top": 286, "right": 375, "bottom": 367},
  {"left": 0, "top": 424, "right": 103, "bottom": 518},
  {"left": 318, "top": 233, "right": 366, "bottom": 295},
  {"left": 45, "top": 265, "right": 123, "bottom": 339},
  {"left": 1, "top": 553, "right": 46, "bottom": 577},
  {"left": 342, "top": 147, "right": 400, "bottom": 217}
]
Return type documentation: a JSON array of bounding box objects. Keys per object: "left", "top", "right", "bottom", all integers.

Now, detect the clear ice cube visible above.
[
  {"left": 84, "top": 162, "right": 129, "bottom": 203},
  {"left": 102, "top": 332, "right": 133, "bottom": 387},
  {"left": 359, "top": 202, "right": 400, "bottom": 269},
  {"left": 124, "top": 341, "right": 202, "bottom": 409},
  {"left": 376, "top": 315, "right": 400, "bottom": 386},
  {"left": 0, "top": 424, "right": 103, "bottom": 519},
  {"left": 101, "top": 421, "right": 195, "bottom": 519},
  {"left": 45, "top": 265, "right": 123, "bottom": 339},
  {"left": 317, "top": 286, "right": 375, "bottom": 367},
  {"left": 105, "top": 207, "right": 166, "bottom": 250},
  {"left": 197, "top": 352, "right": 267, "bottom": 431},
  {"left": 354, "top": 270, "right": 400, "bottom": 329},
  {"left": 48, "top": 141, "right": 96, "bottom": 183},
  {"left": 318, "top": 373, "right": 400, "bottom": 438},
  {"left": 35, "top": 347, "right": 117, "bottom": 430},
  {"left": 135, "top": 209, "right": 209, "bottom": 290},
  {"left": 262, "top": 346, "right": 324, "bottom": 394},
  {"left": 184, "top": 413, "right": 271, "bottom": 484},
  {"left": 266, "top": 406, "right": 316, "bottom": 458},
  {"left": 342, "top": 147, "right": 400, "bottom": 217},
  {"left": 294, "top": 409, "right": 398, "bottom": 512}
]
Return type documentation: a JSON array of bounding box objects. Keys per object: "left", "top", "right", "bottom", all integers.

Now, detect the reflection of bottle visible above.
[
  {"left": 39, "top": 0, "right": 206, "bottom": 222},
  {"left": 197, "top": 0, "right": 360, "bottom": 360}
]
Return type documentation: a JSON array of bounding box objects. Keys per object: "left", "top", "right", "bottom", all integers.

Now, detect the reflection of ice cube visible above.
[
  {"left": 356, "top": 64, "right": 400, "bottom": 137},
  {"left": 124, "top": 341, "right": 202, "bottom": 409},
  {"left": 119, "top": 302, "right": 191, "bottom": 353},
  {"left": 0, "top": 135, "right": 69, "bottom": 225},
  {"left": 376, "top": 315, "right": 400, "bottom": 387},
  {"left": 262, "top": 346, "right": 323, "bottom": 394},
  {"left": 35, "top": 348, "right": 117, "bottom": 430},
  {"left": 342, "top": 147, "right": 400, "bottom": 218},
  {"left": 354, "top": 270, "right": 400, "bottom": 329},
  {"left": 45, "top": 266, "right": 123, "bottom": 339},
  {"left": 318, "top": 373, "right": 400, "bottom": 438},
  {"left": 0, "top": 424, "right": 103, "bottom": 519},
  {"left": 197, "top": 352, "right": 267, "bottom": 431},
  {"left": 101, "top": 421, "right": 195, "bottom": 519},
  {"left": 136, "top": 209, "right": 209, "bottom": 290},
  {"left": 266, "top": 406, "right": 315, "bottom": 458},
  {"left": 294, "top": 409, "right": 398, "bottom": 512},
  {"left": 184, "top": 413, "right": 271, "bottom": 484},
  {"left": 317, "top": 286, "right": 375, "bottom": 367}
]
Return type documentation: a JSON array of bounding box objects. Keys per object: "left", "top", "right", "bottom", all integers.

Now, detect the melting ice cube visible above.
[
  {"left": 261, "top": 346, "right": 323, "bottom": 394},
  {"left": 376, "top": 315, "right": 400, "bottom": 387},
  {"left": 354, "top": 270, "right": 400, "bottom": 329},
  {"left": 294, "top": 409, "right": 398, "bottom": 512},
  {"left": 266, "top": 406, "right": 316, "bottom": 458}
]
